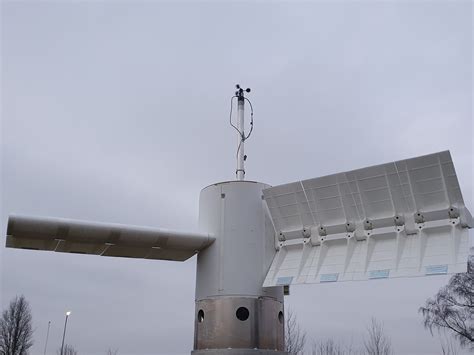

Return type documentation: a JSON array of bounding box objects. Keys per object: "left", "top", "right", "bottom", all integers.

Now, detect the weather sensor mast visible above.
[{"left": 231, "top": 84, "right": 253, "bottom": 180}]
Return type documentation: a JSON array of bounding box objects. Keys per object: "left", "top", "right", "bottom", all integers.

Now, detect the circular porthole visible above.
[
  {"left": 236, "top": 307, "right": 249, "bottom": 321},
  {"left": 278, "top": 311, "right": 284, "bottom": 324},
  {"left": 197, "top": 309, "right": 204, "bottom": 323}
]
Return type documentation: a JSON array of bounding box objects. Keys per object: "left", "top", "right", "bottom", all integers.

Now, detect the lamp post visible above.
[
  {"left": 43, "top": 321, "right": 51, "bottom": 355},
  {"left": 60, "top": 311, "right": 71, "bottom": 355}
]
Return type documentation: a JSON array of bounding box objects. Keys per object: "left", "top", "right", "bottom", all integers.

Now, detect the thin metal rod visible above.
[
  {"left": 236, "top": 97, "right": 245, "bottom": 180},
  {"left": 60, "top": 314, "right": 69, "bottom": 355},
  {"left": 43, "top": 321, "right": 51, "bottom": 355}
]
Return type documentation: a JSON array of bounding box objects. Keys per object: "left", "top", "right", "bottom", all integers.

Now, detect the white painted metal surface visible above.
[
  {"left": 194, "top": 181, "right": 285, "bottom": 353},
  {"left": 6, "top": 215, "right": 214, "bottom": 261},
  {"left": 236, "top": 98, "right": 245, "bottom": 180},
  {"left": 262, "top": 151, "right": 472, "bottom": 287},
  {"left": 196, "top": 181, "right": 282, "bottom": 300}
]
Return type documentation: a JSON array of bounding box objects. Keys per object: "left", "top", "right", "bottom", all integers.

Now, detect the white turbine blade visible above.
[
  {"left": 262, "top": 151, "right": 472, "bottom": 287},
  {"left": 6, "top": 215, "right": 214, "bottom": 261}
]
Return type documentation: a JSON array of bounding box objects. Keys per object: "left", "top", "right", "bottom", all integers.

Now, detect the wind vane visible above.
[{"left": 5, "top": 85, "right": 472, "bottom": 355}]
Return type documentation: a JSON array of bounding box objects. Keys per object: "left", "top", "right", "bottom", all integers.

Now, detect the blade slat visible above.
[{"left": 263, "top": 151, "right": 472, "bottom": 287}]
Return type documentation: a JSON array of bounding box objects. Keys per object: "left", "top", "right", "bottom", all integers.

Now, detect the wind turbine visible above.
[{"left": 5, "top": 85, "right": 472, "bottom": 355}]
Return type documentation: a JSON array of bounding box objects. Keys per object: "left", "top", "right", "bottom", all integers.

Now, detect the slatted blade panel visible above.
[
  {"left": 6, "top": 215, "right": 215, "bottom": 261},
  {"left": 263, "top": 151, "right": 472, "bottom": 287}
]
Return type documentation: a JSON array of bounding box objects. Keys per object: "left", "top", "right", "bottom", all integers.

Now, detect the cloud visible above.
[{"left": 1, "top": 1, "right": 472, "bottom": 354}]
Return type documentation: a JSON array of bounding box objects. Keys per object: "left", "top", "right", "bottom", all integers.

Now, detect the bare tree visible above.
[
  {"left": 106, "top": 349, "right": 118, "bottom": 355},
  {"left": 363, "top": 318, "right": 393, "bottom": 355},
  {"left": 440, "top": 333, "right": 460, "bottom": 355},
  {"left": 0, "top": 295, "right": 33, "bottom": 355},
  {"left": 312, "top": 339, "right": 350, "bottom": 355},
  {"left": 285, "top": 308, "right": 307, "bottom": 355},
  {"left": 57, "top": 344, "right": 78, "bottom": 355},
  {"left": 419, "top": 256, "right": 473, "bottom": 348}
]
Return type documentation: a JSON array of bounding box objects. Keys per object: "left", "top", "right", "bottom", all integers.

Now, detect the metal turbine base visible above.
[
  {"left": 193, "top": 296, "right": 285, "bottom": 353},
  {"left": 192, "top": 350, "right": 288, "bottom": 355}
]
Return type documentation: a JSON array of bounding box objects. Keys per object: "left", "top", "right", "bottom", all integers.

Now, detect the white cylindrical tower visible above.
[{"left": 193, "top": 181, "right": 286, "bottom": 355}]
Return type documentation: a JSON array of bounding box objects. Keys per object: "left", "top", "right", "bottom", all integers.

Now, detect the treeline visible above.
[
  {"left": 1, "top": 257, "right": 472, "bottom": 354},
  {"left": 0, "top": 296, "right": 118, "bottom": 355}
]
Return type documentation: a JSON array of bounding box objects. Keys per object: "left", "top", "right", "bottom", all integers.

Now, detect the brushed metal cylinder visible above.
[
  {"left": 194, "top": 297, "right": 285, "bottom": 351},
  {"left": 192, "top": 350, "right": 287, "bottom": 355}
]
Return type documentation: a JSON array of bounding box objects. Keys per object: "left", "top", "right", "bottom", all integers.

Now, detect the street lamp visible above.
[
  {"left": 43, "top": 321, "right": 51, "bottom": 355},
  {"left": 60, "top": 311, "right": 71, "bottom": 355}
]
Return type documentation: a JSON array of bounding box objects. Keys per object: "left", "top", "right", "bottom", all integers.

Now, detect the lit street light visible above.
[{"left": 60, "top": 311, "right": 71, "bottom": 355}]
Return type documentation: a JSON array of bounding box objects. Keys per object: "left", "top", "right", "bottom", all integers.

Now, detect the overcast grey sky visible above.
[{"left": 1, "top": 1, "right": 472, "bottom": 354}]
